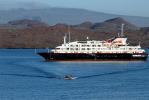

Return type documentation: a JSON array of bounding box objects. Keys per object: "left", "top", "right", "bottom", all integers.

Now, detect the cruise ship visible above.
[{"left": 38, "top": 24, "right": 148, "bottom": 61}]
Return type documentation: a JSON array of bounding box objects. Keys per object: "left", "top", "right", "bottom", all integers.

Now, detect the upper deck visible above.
[{"left": 51, "top": 37, "right": 145, "bottom": 54}]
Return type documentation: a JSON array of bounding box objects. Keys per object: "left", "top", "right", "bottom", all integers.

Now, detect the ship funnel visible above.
[{"left": 121, "top": 24, "right": 125, "bottom": 37}]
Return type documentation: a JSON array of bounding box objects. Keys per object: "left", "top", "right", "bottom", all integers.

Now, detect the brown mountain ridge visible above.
[{"left": 0, "top": 17, "right": 149, "bottom": 48}]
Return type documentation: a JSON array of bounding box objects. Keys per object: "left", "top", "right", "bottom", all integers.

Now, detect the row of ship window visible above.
[
  {"left": 56, "top": 48, "right": 137, "bottom": 50},
  {"left": 67, "top": 45, "right": 139, "bottom": 50},
  {"left": 69, "top": 45, "right": 101, "bottom": 47}
]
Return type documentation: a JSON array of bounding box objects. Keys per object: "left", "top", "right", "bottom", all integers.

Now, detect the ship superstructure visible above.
[{"left": 52, "top": 37, "right": 145, "bottom": 54}]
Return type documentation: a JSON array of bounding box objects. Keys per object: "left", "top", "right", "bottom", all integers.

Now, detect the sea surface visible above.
[{"left": 0, "top": 49, "right": 149, "bottom": 100}]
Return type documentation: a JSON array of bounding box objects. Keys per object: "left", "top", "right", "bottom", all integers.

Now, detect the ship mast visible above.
[
  {"left": 121, "top": 24, "right": 125, "bottom": 37},
  {"left": 68, "top": 25, "right": 71, "bottom": 43},
  {"left": 63, "top": 35, "right": 66, "bottom": 45},
  {"left": 63, "top": 25, "right": 70, "bottom": 45}
]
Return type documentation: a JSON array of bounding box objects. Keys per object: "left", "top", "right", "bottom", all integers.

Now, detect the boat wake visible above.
[
  {"left": 0, "top": 73, "right": 56, "bottom": 79},
  {"left": 1, "top": 66, "right": 148, "bottom": 80},
  {"left": 0, "top": 61, "right": 62, "bottom": 79},
  {"left": 1, "top": 59, "right": 148, "bottom": 80},
  {"left": 78, "top": 67, "right": 149, "bottom": 79}
]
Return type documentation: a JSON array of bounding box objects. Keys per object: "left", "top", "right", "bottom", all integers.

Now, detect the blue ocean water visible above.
[{"left": 0, "top": 49, "right": 149, "bottom": 100}]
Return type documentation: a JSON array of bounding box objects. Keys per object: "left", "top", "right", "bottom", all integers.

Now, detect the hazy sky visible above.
[{"left": 0, "top": 0, "right": 148, "bottom": 17}]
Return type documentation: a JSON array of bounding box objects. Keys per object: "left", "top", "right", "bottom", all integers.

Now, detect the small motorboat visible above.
[{"left": 64, "top": 75, "right": 77, "bottom": 80}]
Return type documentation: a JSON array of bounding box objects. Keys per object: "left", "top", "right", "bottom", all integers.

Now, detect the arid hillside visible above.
[{"left": 0, "top": 18, "right": 149, "bottom": 48}]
